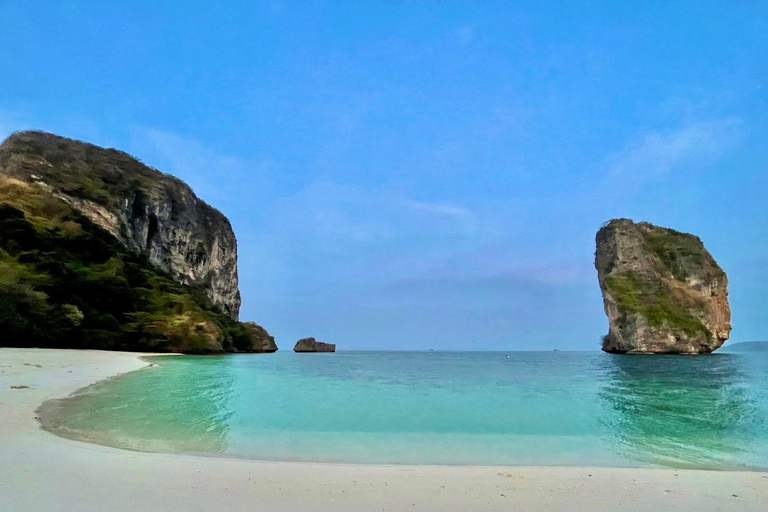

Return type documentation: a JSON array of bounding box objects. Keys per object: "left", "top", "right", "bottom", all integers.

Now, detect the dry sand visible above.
[{"left": 1, "top": 347, "right": 767, "bottom": 512}]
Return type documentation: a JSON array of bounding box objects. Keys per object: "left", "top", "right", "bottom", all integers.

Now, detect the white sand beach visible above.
[{"left": 1, "top": 347, "right": 767, "bottom": 512}]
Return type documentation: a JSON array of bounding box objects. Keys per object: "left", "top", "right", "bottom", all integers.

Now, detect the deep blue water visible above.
[{"left": 46, "top": 351, "right": 768, "bottom": 469}]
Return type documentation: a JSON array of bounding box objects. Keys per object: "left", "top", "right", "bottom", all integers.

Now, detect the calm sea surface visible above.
[{"left": 44, "top": 351, "right": 768, "bottom": 469}]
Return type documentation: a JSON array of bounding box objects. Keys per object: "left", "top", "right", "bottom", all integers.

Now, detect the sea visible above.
[{"left": 40, "top": 350, "right": 768, "bottom": 469}]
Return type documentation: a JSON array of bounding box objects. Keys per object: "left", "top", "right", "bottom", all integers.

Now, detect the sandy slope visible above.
[{"left": 1, "top": 347, "right": 766, "bottom": 512}]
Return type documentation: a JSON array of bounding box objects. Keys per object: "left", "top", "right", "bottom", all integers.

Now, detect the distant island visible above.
[
  {"left": 721, "top": 341, "right": 768, "bottom": 352},
  {"left": 0, "top": 131, "right": 276, "bottom": 353},
  {"left": 595, "top": 219, "right": 731, "bottom": 355}
]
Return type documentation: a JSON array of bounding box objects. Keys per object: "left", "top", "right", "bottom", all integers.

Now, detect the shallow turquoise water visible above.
[{"left": 46, "top": 351, "right": 768, "bottom": 469}]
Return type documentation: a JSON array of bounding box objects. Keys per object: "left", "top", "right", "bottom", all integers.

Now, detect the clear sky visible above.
[{"left": 1, "top": 1, "right": 767, "bottom": 350}]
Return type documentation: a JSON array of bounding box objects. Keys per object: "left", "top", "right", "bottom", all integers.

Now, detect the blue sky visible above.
[{"left": 1, "top": 1, "right": 767, "bottom": 350}]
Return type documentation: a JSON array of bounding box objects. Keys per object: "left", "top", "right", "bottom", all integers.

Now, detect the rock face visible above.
[
  {"left": 595, "top": 219, "right": 731, "bottom": 354},
  {"left": 243, "top": 323, "right": 278, "bottom": 353},
  {"left": 0, "top": 131, "right": 240, "bottom": 319},
  {"left": 293, "top": 337, "right": 336, "bottom": 353}
]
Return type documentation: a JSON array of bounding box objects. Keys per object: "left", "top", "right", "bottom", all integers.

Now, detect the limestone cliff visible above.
[
  {"left": 595, "top": 219, "right": 731, "bottom": 354},
  {"left": 0, "top": 131, "right": 240, "bottom": 319},
  {"left": 0, "top": 130, "right": 275, "bottom": 354}
]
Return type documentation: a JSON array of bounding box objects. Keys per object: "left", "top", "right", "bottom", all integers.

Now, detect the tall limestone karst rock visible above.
[
  {"left": 595, "top": 219, "right": 731, "bottom": 354},
  {"left": 0, "top": 131, "right": 273, "bottom": 353},
  {"left": 0, "top": 131, "right": 240, "bottom": 318}
]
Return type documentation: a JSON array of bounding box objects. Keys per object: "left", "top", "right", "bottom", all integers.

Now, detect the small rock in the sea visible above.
[
  {"left": 293, "top": 337, "right": 336, "bottom": 352},
  {"left": 10, "top": 385, "right": 30, "bottom": 389}
]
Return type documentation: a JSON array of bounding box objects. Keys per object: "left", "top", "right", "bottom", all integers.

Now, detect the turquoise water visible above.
[{"left": 43, "top": 351, "right": 768, "bottom": 469}]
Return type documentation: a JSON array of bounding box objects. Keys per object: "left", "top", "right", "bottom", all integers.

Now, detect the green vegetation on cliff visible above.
[
  {"left": 605, "top": 270, "right": 711, "bottom": 340},
  {"left": 0, "top": 130, "right": 165, "bottom": 210},
  {"left": 644, "top": 228, "right": 724, "bottom": 282},
  {"left": 0, "top": 159, "right": 272, "bottom": 353}
]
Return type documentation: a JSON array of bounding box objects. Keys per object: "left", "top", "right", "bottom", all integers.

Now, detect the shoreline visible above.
[{"left": 1, "top": 348, "right": 767, "bottom": 511}]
